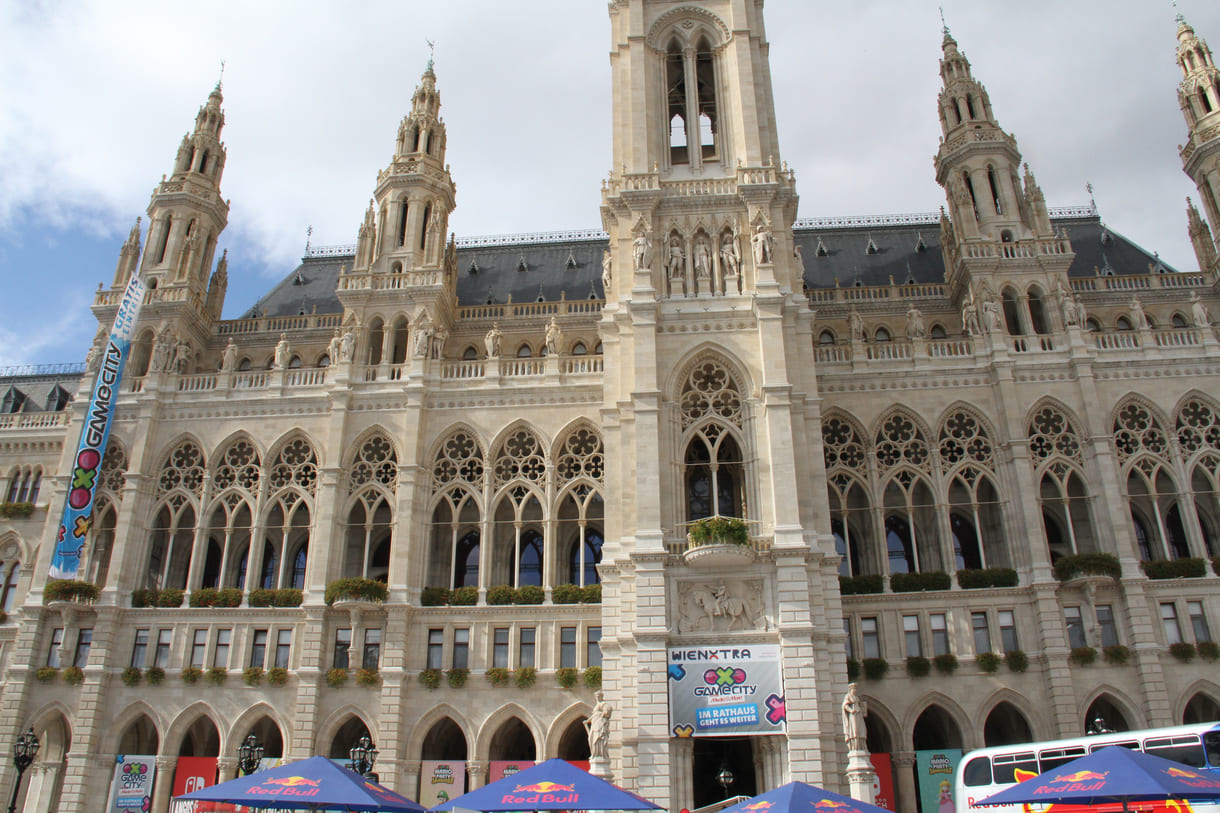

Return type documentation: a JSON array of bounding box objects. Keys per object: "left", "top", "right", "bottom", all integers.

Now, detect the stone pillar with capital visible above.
[
  {"left": 466, "top": 761, "right": 486, "bottom": 790},
  {"left": 216, "top": 756, "right": 238, "bottom": 784},
  {"left": 152, "top": 756, "right": 178, "bottom": 813},
  {"left": 893, "top": 752, "right": 918, "bottom": 813}
]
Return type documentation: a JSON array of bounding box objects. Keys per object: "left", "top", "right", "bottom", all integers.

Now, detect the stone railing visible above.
[
  {"left": 1071, "top": 272, "right": 1207, "bottom": 292},
  {"left": 218, "top": 314, "right": 343, "bottom": 335},
  {"left": 0, "top": 411, "right": 70, "bottom": 430},
  {"left": 457, "top": 299, "right": 603, "bottom": 322},
  {"left": 807, "top": 282, "right": 948, "bottom": 305},
  {"left": 1012, "top": 335, "right": 1056, "bottom": 353}
]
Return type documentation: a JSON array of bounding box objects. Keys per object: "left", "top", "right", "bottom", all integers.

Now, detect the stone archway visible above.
[{"left": 983, "top": 702, "right": 1033, "bottom": 747}]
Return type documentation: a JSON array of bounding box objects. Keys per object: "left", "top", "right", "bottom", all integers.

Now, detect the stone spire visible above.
[
  {"left": 1177, "top": 17, "right": 1220, "bottom": 259},
  {"left": 112, "top": 217, "right": 142, "bottom": 287},
  {"left": 1188, "top": 197, "right": 1218, "bottom": 272}
]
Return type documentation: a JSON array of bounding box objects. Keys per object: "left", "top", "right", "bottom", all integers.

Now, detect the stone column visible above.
[
  {"left": 466, "top": 761, "right": 486, "bottom": 790},
  {"left": 151, "top": 756, "right": 178, "bottom": 813},
  {"left": 893, "top": 752, "right": 917, "bottom": 813},
  {"left": 670, "top": 739, "right": 694, "bottom": 813}
]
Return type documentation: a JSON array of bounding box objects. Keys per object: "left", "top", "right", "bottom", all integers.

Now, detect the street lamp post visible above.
[
  {"left": 8, "top": 727, "right": 40, "bottom": 813},
  {"left": 237, "top": 734, "right": 264, "bottom": 777},
  {"left": 349, "top": 735, "right": 379, "bottom": 780},
  {"left": 716, "top": 764, "right": 734, "bottom": 800}
]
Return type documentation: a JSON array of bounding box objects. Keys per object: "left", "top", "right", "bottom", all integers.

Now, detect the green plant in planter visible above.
[
  {"left": 584, "top": 665, "right": 602, "bottom": 689},
  {"left": 1068, "top": 647, "right": 1097, "bottom": 666},
  {"left": 62, "top": 666, "right": 85, "bottom": 685},
  {"left": 190, "top": 588, "right": 244, "bottom": 608},
  {"left": 889, "top": 571, "right": 951, "bottom": 593},
  {"left": 0, "top": 501, "right": 35, "bottom": 518},
  {"left": 1213, "top": 555, "right": 1220, "bottom": 576},
  {"left": 1004, "top": 650, "right": 1029, "bottom": 673},
  {"left": 905, "top": 656, "right": 931, "bottom": 677},
  {"left": 451, "top": 586, "right": 478, "bottom": 606},
  {"left": 122, "top": 666, "right": 142, "bottom": 686},
  {"left": 182, "top": 666, "right": 202, "bottom": 684},
  {"left": 1198, "top": 641, "right": 1220, "bottom": 662},
  {"left": 515, "top": 667, "right": 537, "bottom": 688},
  {"left": 839, "top": 575, "right": 884, "bottom": 595},
  {"left": 36, "top": 666, "right": 58, "bottom": 683},
  {"left": 1141, "top": 558, "right": 1207, "bottom": 580},
  {"left": 552, "top": 584, "right": 583, "bottom": 604},
  {"left": 687, "top": 516, "right": 749, "bottom": 547},
  {"left": 145, "top": 667, "right": 165, "bottom": 685},
  {"left": 556, "top": 667, "right": 579, "bottom": 688},
  {"left": 324, "top": 578, "right": 387, "bottom": 605},
  {"left": 43, "top": 579, "right": 100, "bottom": 604},
  {"left": 446, "top": 668, "right": 468, "bottom": 688},
  {"left": 1169, "top": 642, "right": 1197, "bottom": 662},
  {"left": 244, "top": 667, "right": 264, "bottom": 687},
  {"left": 933, "top": 653, "right": 958, "bottom": 674},
  {"left": 862, "top": 658, "right": 889, "bottom": 680},
  {"left": 846, "top": 659, "right": 861, "bottom": 681},
  {"left": 0, "top": 608, "right": 6, "bottom": 624},
  {"left": 580, "top": 584, "right": 602, "bottom": 603},
  {"left": 975, "top": 652, "right": 1001, "bottom": 673},
  {"left": 326, "top": 667, "right": 349, "bottom": 688},
  {"left": 267, "top": 667, "right": 288, "bottom": 686},
  {"left": 1053, "top": 553, "right": 1122, "bottom": 581},
  {"left": 486, "top": 667, "right": 511, "bottom": 687},
  {"left": 356, "top": 668, "right": 381, "bottom": 687},
  {"left": 419, "top": 668, "right": 442, "bottom": 689},
  {"left": 420, "top": 587, "right": 451, "bottom": 606},
  {"left": 513, "top": 585, "right": 545, "bottom": 605},
  {"left": 956, "top": 568, "right": 1019, "bottom": 589},
  {"left": 206, "top": 666, "right": 227, "bottom": 685},
  {"left": 1103, "top": 645, "right": 1131, "bottom": 665},
  {"left": 486, "top": 586, "right": 515, "bottom": 606},
  {"left": 134, "top": 588, "right": 184, "bottom": 608},
  {"left": 249, "top": 588, "right": 302, "bottom": 607}
]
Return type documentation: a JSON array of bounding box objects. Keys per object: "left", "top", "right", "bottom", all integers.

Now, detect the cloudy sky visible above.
[{"left": 1, "top": 1, "right": 1217, "bottom": 367}]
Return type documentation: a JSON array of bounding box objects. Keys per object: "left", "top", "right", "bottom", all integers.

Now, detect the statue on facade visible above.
[
  {"left": 842, "top": 683, "right": 868, "bottom": 752},
  {"left": 221, "top": 339, "right": 238, "bottom": 372},
  {"left": 150, "top": 327, "right": 174, "bottom": 373},
  {"left": 545, "top": 317, "right": 562, "bottom": 356},
  {"left": 274, "top": 333, "right": 292, "bottom": 369},
  {"left": 413, "top": 317, "right": 433, "bottom": 358},
  {"left": 906, "top": 305, "right": 926, "bottom": 339},
  {"left": 720, "top": 229, "right": 742, "bottom": 279},
  {"left": 983, "top": 298, "right": 1002, "bottom": 333},
  {"left": 485, "top": 322, "right": 503, "bottom": 358},
  {"left": 173, "top": 339, "right": 192, "bottom": 374},
  {"left": 601, "top": 249, "right": 612, "bottom": 294},
  {"left": 433, "top": 325, "right": 449, "bottom": 360},
  {"left": 632, "top": 231, "right": 652, "bottom": 272},
  {"left": 751, "top": 223, "right": 774, "bottom": 265},
  {"left": 339, "top": 327, "right": 356, "bottom": 363},
  {"left": 327, "top": 330, "right": 342, "bottom": 364},
  {"left": 850, "top": 309, "right": 865, "bottom": 342},
  {"left": 1060, "top": 288, "right": 1079, "bottom": 327},
  {"left": 961, "top": 292, "right": 981, "bottom": 336},
  {"left": 1074, "top": 296, "right": 1089, "bottom": 329},
  {"left": 793, "top": 244, "right": 806, "bottom": 279},
  {"left": 1192, "top": 292, "right": 1212, "bottom": 327},
  {"left": 666, "top": 236, "right": 685, "bottom": 282},
  {"left": 693, "top": 236, "right": 712, "bottom": 283},
  {"left": 1130, "top": 295, "right": 1150, "bottom": 329},
  {"left": 584, "top": 691, "right": 612, "bottom": 760}
]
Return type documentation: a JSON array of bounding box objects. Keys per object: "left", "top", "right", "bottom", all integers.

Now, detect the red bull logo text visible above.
[
  {"left": 1032, "top": 770, "right": 1109, "bottom": 795},
  {"left": 248, "top": 776, "right": 322, "bottom": 798},
  {"left": 1163, "top": 767, "right": 1220, "bottom": 788},
  {"left": 502, "top": 781, "right": 579, "bottom": 805}
]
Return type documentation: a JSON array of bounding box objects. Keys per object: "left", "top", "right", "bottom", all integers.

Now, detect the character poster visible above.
[
  {"left": 489, "top": 761, "right": 535, "bottom": 782},
  {"left": 915, "top": 749, "right": 962, "bottom": 813},
  {"left": 419, "top": 760, "right": 465, "bottom": 808}
]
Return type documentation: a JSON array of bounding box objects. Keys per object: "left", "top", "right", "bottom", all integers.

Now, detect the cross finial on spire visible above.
[
  {"left": 426, "top": 39, "right": 436, "bottom": 71},
  {"left": 217, "top": 60, "right": 225, "bottom": 91},
  {"left": 939, "top": 5, "right": 949, "bottom": 35},
  {"left": 1172, "top": 0, "right": 1185, "bottom": 24}
]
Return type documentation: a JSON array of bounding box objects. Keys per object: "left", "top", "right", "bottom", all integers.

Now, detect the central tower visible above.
[{"left": 598, "top": 2, "right": 841, "bottom": 808}]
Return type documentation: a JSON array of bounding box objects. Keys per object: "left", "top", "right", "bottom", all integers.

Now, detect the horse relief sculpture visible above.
[{"left": 677, "top": 579, "right": 765, "bottom": 633}]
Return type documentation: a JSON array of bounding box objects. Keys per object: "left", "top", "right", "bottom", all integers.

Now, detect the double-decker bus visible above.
[{"left": 955, "top": 722, "right": 1220, "bottom": 813}]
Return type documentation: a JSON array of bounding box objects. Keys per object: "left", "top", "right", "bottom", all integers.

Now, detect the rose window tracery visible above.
[
  {"left": 432, "top": 431, "right": 484, "bottom": 492},
  {"left": 939, "top": 410, "right": 993, "bottom": 473},
  {"left": 1177, "top": 399, "right": 1220, "bottom": 455},
  {"left": 822, "top": 417, "right": 866, "bottom": 472},
  {"left": 1113, "top": 402, "right": 1169, "bottom": 464},
  {"left": 349, "top": 434, "right": 398, "bottom": 494},
  {"left": 268, "top": 438, "right": 318, "bottom": 495},
  {"left": 874, "top": 413, "right": 930, "bottom": 474},
  {"left": 213, "top": 439, "right": 261, "bottom": 492},
  {"left": 680, "top": 360, "right": 743, "bottom": 429},
  {"left": 1028, "top": 407, "right": 1082, "bottom": 465},
  {"left": 494, "top": 429, "right": 546, "bottom": 487},
  {"left": 557, "top": 428, "right": 604, "bottom": 483},
  {"left": 157, "top": 441, "right": 204, "bottom": 497},
  {"left": 100, "top": 442, "right": 127, "bottom": 497}
]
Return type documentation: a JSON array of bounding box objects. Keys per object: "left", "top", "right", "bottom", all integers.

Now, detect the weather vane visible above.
[
  {"left": 426, "top": 39, "right": 436, "bottom": 70},
  {"left": 1086, "top": 183, "right": 1098, "bottom": 212},
  {"left": 217, "top": 60, "right": 226, "bottom": 90},
  {"left": 1171, "top": 0, "right": 1184, "bottom": 23},
  {"left": 939, "top": 6, "right": 949, "bottom": 35}
]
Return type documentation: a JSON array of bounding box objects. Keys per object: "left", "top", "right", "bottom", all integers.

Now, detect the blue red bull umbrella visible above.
[
  {"left": 428, "top": 758, "right": 661, "bottom": 811},
  {"left": 719, "top": 780, "right": 894, "bottom": 813},
  {"left": 174, "top": 755, "right": 427, "bottom": 812},
  {"left": 977, "top": 746, "right": 1220, "bottom": 812}
]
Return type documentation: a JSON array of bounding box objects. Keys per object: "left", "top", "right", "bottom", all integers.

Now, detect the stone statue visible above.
[
  {"left": 693, "top": 236, "right": 712, "bottom": 281},
  {"left": 751, "top": 223, "right": 774, "bottom": 265},
  {"left": 850, "top": 309, "right": 865, "bottom": 342},
  {"left": 327, "top": 330, "right": 342, "bottom": 363},
  {"left": 1192, "top": 292, "right": 1211, "bottom": 327},
  {"left": 150, "top": 328, "right": 174, "bottom": 373},
  {"left": 545, "top": 317, "right": 561, "bottom": 356},
  {"left": 584, "top": 690, "right": 612, "bottom": 760},
  {"left": 793, "top": 244, "right": 805, "bottom": 279},
  {"left": 632, "top": 231, "right": 652, "bottom": 272},
  {"left": 173, "top": 339, "right": 192, "bottom": 374},
  {"left": 1061, "top": 290, "right": 1079, "bottom": 327},
  {"left": 1130, "top": 295, "right": 1150, "bottom": 329},
  {"left": 961, "top": 292, "right": 981, "bottom": 336},
  {"left": 983, "top": 298, "right": 1002, "bottom": 332},
  {"left": 720, "top": 230, "right": 742, "bottom": 279},
  {"left": 274, "top": 333, "right": 291, "bottom": 369},
  {"left": 413, "top": 317, "right": 433, "bottom": 358},
  {"left": 906, "top": 305, "right": 926, "bottom": 339},
  {"left": 601, "top": 249, "right": 612, "bottom": 294},
  {"left": 339, "top": 328, "right": 355, "bottom": 363},
  {"left": 221, "top": 339, "right": 238, "bottom": 371},
  {"left": 1074, "top": 296, "right": 1088, "bottom": 328},
  {"left": 485, "top": 322, "right": 503, "bottom": 358},
  {"left": 433, "top": 325, "right": 449, "bottom": 359},
  {"left": 666, "top": 236, "right": 685, "bottom": 281},
  {"left": 842, "top": 682, "right": 867, "bottom": 752}
]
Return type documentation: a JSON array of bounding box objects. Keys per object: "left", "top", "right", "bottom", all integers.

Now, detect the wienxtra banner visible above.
[
  {"left": 667, "top": 644, "right": 786, "bottom": 737},
  {"left": 49, "top": 274, "right": 144, "bottom": 580}
]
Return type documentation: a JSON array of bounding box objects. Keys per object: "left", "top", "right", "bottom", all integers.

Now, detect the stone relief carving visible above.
[{"left": 676, "top": 579, "right": 765, "bottom": 633}]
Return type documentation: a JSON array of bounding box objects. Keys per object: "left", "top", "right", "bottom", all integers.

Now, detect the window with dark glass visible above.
[
  {"left": 1097, "top": 605, "right": 1119, "bottom": 648},
  {"left": 1188, "top": 601, "right": 1212, "bottom": 643},
  {"left": 131, "top": 629, "right": 149, "bottom": 669},
  {"left": 427, "top": 629, "right": 444, "bottom": 670},
  {"left": 972, "top": 612, "right": 992, "bottom": 654},
  {"left": 190, "top": 629, "right": 208, "bottom": 668},
  {"left": 560, "top": 627, "right": 577, "bottom": 668},
  {"left": 493, "top": 628, "right": 509, "bottom": 669},
  {"left": 74, "top": 628, "right": 93, "bottom": 667},
  {"left": 213, "top": 628, "right": 230, "bottom": 668},
  {"left": 334, "top": 628, "right": 352, "bottom": 670},
  {"left": 1162, "top": 603, "right": 1183, "bottom": 644},
  {"left": 250, "top": 629, "right": 268, "bottom": 669},
  {"left": 519, "top": 627, "right": 536, "bottom": 669},
  {"left": 587, "top": 626, "right": 602, "bottom": 667},
  {"left": 47, "top": 627, "right": 63, "bottom": 668},
  {"left": 844, "top": 618, "right": 855, "bottom": 660},
  {"left": 154, "top": 629, "right": 172, "bottom": 669},
  {"left": 930, "top": 613, "right": 949, "bottom": 656},
  {"left": 452, "top": 628, "right": 469, "bottom": 670},
  {"left": 903, "top": 615, "right": 923, "bottom": 658},
  {"left": 274, "top": 629, "right": 292, "bottom": 669},
  {"left": 999, "top": 610, "right": 1019, "bottom": 652},
  {"left": 1065, "top": 607, "right": 1086, "bottom": 649},
  {"left": 861, "top": 617, "right": 880, "bottom": 659},
  {"left": 363, "top": 628, "right": 382, "bottom": 669}
]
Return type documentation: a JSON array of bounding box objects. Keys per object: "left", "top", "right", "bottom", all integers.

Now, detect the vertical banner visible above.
[
  {"left": 50, "top": 273, "right": 145, "bottom": 579},
  {"left": 107, "top": 755, "right": 156, "bottom": 813},
  {"left": 915, "top": 749, "right": 962, "bottom": 813},
  {"left": 489, "top": 761, "right": 534, "bottom": 783},
  {"left": 419, "top": 760, "right": 465, "bottom": 808},
  {"left": 667, "top": 644, "right": 786, "bottom": 737},
  {"left": 172, "top": 756, "right": 218, "bottom": 797},
  {"left": 870, "top": 753, "right": 895, "bottom": 811}
]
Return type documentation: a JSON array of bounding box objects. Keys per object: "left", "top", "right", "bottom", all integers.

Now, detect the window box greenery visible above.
[
  {"left": 846, "top": 659, "right": 861, "bottom": 681},
  {"left": 206, "top": 666, "right": 227, "bottom": 685},
  {"left": 326, "top": 668, "right": 349, "bottom": 687},
  {"left": 486, "top": 585, "right": 514, "bottom": 605},
  {"left": 889, "top": 571, "right": 951, "bottom": 593},
  {"left": 0, "top": 501, "right": 35, "bottom": 518},
  {"left": 1141, "top": 558, "right": 1207, "bottom": 580},
  {"left": 1068, "top": 646, "right": 1097, "bottom": 666},
  {"left": 63, "top": 666, "right": 85, "bottom": 685},
  {"left": 421, "top": 587, "right": 450, "bottom": 606},
  {"left": 933, "top": 653, "right": 958, "bottom": 674},
  {"left": 905, "top": 656, "right": 931, "bottom": 677},
  {"left": 581, "top": 584, "right": 602, "bottom": 603},
  {"left": 36, "top": 666, "right": 58, "bottom": 683},
  {"left": 122, "top": 666, "right": 142, "bottom": 686},
  {"left": 1103, "top": 645, "right": 1130, "bottom": 665},
  {"left": 451, "top": 586, "right": 478, "bottom": 605},
  {"left": 146, "top": 667, "right": 165, "bottom": 685},
  {"left": 552, "top": 584, "right": 583, "bottom": 604},
  {"left": 243, "top": 667, "right": 264, "bottom": 687},
  {"left": 862, "top": 658, "right": 889, "bottom": 680},
  {"left": 486, "top": 667, "right": 511, "bottom": 687},
  {"left": 445, "top": 668, "right": 467, "bottom": 688},
  {"left": 356, "top": 668, "right": 381, "bottom": 687},
  {"left": 1197, "top": 641, "right": 1220, "bottom": 662},
  {"left": 956, "top": 568, "right": 1018, "bottom": 589},
  {"left": 556, "top": 667, "right": 578, "bottom": 688},
  {"left": 190, "top": 588, "right": 244, "bottom": 608},
  {"left": 267, "top": 667, "right": 288, "bottom": 686},
  {"left": 43, "top": 579, "right": 100, "bottom": 604},
  {"left": 182, "top": 666, "right": 202, "bottom": 684},
  {"left": 583, "top": 665, "right": 602, "bottom": 689},
  {"left": 132, "top": 588, "right": 185, "bottom": 608},
  {"left": 324, "top": 578, "right": 387, "bottom": 605},
  {"left": 976, "top": 652, "right": 1001, "bottom": 673},
  {"left": 1005, "top": 650, "right": 1029, "bottom": 672},
  {"left": 688, "top": 515, "right": 749, "bottom": 547},
  {"left": 1169, "top": 642, "right": 1197, "bottom": 662},
  {"left": 513, "top": 585, "right": 545, "bottom": 605},
  {"left": 1054, "top": 553, "right": 1121, "bottom": 581},
  {"left": 515, "top": 667, "right": 537, "bottom": 688},
  {"left": 248, "top": 588, "right": 302, "bottom": 607},
  {"left": 419, "top": 668, "right": 442, "bottom": 689},
  {"left": 839, "top": 575, "right": 884, "bottom": 595}
]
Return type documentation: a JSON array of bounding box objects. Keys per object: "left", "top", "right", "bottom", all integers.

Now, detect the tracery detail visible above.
[
  {"left": 349, "top": 434, "right": 398, "bottom": 494},
  {"left": 1113, "top": 403, "right": 1170, "bottom": 464},
  {"left": 157, "top": 440, "right": 205, "bottom": 497},
  {"left": 557, "top": 428, "right": 604, "bottom": 483},
  {"left": 680, "top": 360, "right": 744, "bottom": 429},
  {"left": 213, "top": 439, "right": 260, "bottom": 492},
  {"left": 939, "top": 410, "right": 993, "bottom": 473},
  {"left": 268, "top": 438, "right": 318, "bottom": 495},
  {"left": 874, "top": 412, "right": 930, "bottom": 474},
  {"left": 494, "top": 429, "right": 546, "bottom": 488},
  {"left": 432, "top": 431, "right": 484, "bottom": 492},
  {"left": 1028, "top": 407, "right": 1082, "bottom": 466}
]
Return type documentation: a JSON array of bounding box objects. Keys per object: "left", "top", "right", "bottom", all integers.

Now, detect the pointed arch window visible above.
[
  {"left": 680, "top": 359, "right": 747, "bottom": 525},
  {"left": 665, "top": 34, "right": 720, "bottom": 167}
]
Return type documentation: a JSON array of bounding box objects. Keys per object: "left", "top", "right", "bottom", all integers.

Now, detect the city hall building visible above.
[{"left": 3, "top": 2, "right": 1220, "bottom": 813}]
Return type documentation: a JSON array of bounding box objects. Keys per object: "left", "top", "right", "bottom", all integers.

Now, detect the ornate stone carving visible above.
[{"left": 676, "top": 579, "right": 764, "bottom": 633}]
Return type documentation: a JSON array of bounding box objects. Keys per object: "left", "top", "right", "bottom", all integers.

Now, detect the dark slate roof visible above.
[
  {"left": 0, "top": 369, "right": 82, "bottom": 412},
  {"left": 247, "top": 213, "right": 1178, "bottom": 317}
]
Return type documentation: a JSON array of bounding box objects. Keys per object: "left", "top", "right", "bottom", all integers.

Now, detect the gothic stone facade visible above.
[{"left": 3, "top": 3, "right": 1220, "bottom": 813}]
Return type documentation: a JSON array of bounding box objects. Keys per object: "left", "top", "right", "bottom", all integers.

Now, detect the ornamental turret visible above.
[
  {"left": 111, "top": 218, "right": 142, "bottom": 287},
  {"left": 1177, "top": 16, "right": 1220, "bottom": 270}
]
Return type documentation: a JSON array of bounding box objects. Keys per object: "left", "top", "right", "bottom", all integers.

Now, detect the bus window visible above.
[
  {"left": 1144, "top": 735, "right": 1205, "bottom": 768},
  {"left": 1205, "top": 732, "right": 1220, "bottom": 768},
  {"left": 1090, "top": 740, "right": 1138, "bottom": 753},
  {"left": 992, "top": 752, "right": 1038, "bottom": 784},
  {"left": 1039, "top": 746, "right": 1087, "bottom": 772},
  {"left": 962, "top": 756, "right": 992, "bottom": 787}
]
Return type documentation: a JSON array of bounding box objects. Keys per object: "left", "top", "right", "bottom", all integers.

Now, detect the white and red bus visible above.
[{"left": 955, "top": 722, "right": 1220, "bottom": 813}]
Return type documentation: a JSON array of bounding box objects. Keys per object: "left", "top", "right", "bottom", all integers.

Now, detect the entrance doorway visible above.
[{"left": 692, "top": 738, "right": 757, "bottom": 808}]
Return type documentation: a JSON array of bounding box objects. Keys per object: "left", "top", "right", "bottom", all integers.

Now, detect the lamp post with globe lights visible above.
[
  {"left": 237, "top": 734, "right": 264, "bottom": 777},
  {"left": 8, "top": 727, "right": 39, "bottom": 813},
  {"left": 349, "top": 735, "right": 378, "bottom": 781}
]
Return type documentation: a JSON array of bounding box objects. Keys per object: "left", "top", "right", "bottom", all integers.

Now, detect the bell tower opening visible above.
[{"left": 665, "top": 34, "right": 721, "bottom": 169}]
